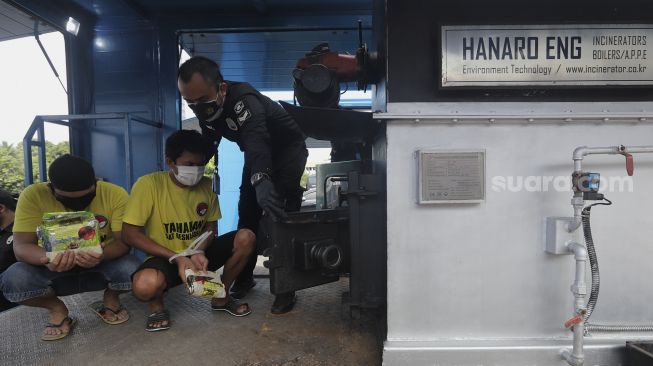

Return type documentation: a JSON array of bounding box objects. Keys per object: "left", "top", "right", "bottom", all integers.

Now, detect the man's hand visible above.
[
  {"left": 75, "top": 242, "right": 106, "bottom": 268},
  {"left": 75, "top": 250, "right": 104, "bottom": 268},
  {"left": 41, "top": 250, "right": 76, "bottom": 272},
  {"left": 190, "top": 253, "right": 209, "bottom": 272},
  {"left": 254, "top": 179, "right": 287, "bottom": 221},
  {"left": 175, "top": 256, "right": 198, "bottom": 285}
]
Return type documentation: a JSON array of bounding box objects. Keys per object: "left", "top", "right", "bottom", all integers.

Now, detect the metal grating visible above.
[{"left": 0, "top": 277, "right": 381, "bottom": 365}]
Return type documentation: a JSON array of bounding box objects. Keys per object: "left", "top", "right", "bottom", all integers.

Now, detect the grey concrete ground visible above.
[{"left": 0, "top": 276, "right": 382, "bottom": 366}]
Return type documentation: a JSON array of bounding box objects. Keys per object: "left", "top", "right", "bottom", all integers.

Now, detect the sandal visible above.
[
  {"left": 146, "top": 310, "right": 171, "bottom": 332},
  {"left": 41, "top": 316, "right": 76, "bottom": 341},
  {"left": 89, "top": 301, "right": 130, "bottom": 325},
  {"left": 211, "top": 297, "right": 251, "bottom": 317}
]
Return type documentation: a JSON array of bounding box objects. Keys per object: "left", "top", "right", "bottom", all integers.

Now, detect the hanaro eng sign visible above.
[{"left": 441, "top": 24, "right": 653, "bottom": 87}]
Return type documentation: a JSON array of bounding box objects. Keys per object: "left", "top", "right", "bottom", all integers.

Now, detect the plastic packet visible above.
[{"left": 185, "top": 269, "right": 225, "bottom": 298}]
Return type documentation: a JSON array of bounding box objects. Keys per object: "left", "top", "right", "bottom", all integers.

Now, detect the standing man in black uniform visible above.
[
  {"left": 0, "top": 189, "right": 18, "bottom": 311},
  {"left": 178, "top": 56, "right": 308, "bottom": 314}
]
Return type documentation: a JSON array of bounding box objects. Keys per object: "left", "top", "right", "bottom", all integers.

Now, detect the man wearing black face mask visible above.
[
  {"left": 0, "top": 189, "right": 18, "bottom": 311},
  {"left": 0, "top": 154, "right": 140, "bottom": 341},
  {"left": 178, "top": 56, "right": 308, "bottom": 314}
]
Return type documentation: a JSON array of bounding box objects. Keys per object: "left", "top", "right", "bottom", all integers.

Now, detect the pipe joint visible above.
[
  {"left": 567, "top": 242, "right": 588, "bottom": 261},
  {"left": 567, "top": 197, "right": 584, "bottom": 232},
  {"left": 571, "top": 285, "right": 587, "bottom": 298},
  {"left": 572, "top": 146, "right": 589, "bottom": 161},
  {"left": 561, "top": 348, "right": 585, "bottom": 366},
  {"left": 567, "top": 217, "right": 582, "bottom": 232}
]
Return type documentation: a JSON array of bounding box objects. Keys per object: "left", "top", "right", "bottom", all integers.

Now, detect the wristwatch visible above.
[{"left": 250, "top": 172, "right": 271, "bottom": 187}]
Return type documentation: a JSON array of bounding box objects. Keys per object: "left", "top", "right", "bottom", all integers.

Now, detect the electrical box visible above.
[{"left": 544, "top": 217, "right": 579, "bottom": 255}]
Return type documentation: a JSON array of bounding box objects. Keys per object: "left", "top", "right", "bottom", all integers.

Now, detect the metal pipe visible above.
[
  {"left": 567, "top": 144, "right": 653, "bottom": 338},
  {"left": 573, "top": 145, "right": 653, "bottom": 172},
  {"left": 586, "top": 324, "right": 653, "bottom": 332},
  {"left": 129, "top": 115, "right": 163, "bottom": 128},
  {"left": 567, "top": 194, "right": 584, "bottom": 232},
  {"left": 561, "top": 242, "right": 588, "bottom": 366},
  {"left": 37, "top": 124, "right": 47, "bottom": 182},
  {"left": 561, "top": 343, "right": 584, "bottom": 366},
  {"left": 568, "top": 242, "right": 588, "bottom": 312},
  {"left": 569, "top": 144, "right": 653, "bottom": 229},
  {"left": 124, "top": 115, "right": 133, "bottom": 188}
]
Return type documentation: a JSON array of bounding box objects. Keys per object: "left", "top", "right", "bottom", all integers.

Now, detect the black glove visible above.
[{"left": 254, "top": 179, "right": 287, "bottom": 221}]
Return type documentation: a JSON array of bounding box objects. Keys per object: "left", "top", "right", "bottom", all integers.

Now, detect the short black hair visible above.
[
  {"left": 177, "top": 56, "right": 224, "bottom": 88},
  {"left": 49, "top": 154, "right": 96, "bottom": 191},
  {"left": 0, "top": 189, "right": 17, "bottom": 211},
  {"left": 165, "top": 129, "right": 212, "bottom": 163}
]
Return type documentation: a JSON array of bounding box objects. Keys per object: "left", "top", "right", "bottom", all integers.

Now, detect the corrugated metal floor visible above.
[{"left": 0, "top": 277, "right": 381, "bottom": 366}]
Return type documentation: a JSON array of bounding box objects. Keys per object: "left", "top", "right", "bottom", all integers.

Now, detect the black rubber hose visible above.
[
  {"left": 582, "top": 206, "right": 599, "bottom": 323},
  {"left": 582, "top": 198, "right": 612, "bottom": 324}
]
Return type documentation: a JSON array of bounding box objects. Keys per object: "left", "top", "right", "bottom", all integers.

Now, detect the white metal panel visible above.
[{"left": 386, "top": 118, "right": 653, "bottom": 344}]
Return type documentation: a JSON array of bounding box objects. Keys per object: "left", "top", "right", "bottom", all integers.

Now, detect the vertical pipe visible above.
[
  {"left": 572, "top": 321, "right": 585, "bottom": 360},
  {"left": 156, "top": 121, "right": 163, "bottom": 171},
  {"left": 37, "top": 123, "right": 47, "bottom": 182},
  {"left": 561, "top": 322, "right": 585, "bottom": 366},
  {"left": 567, "top": 194, "right": 584, "bottom": 232},
  {"left": 561, "top": 242, "right": 587, "bottom": 366},
  {"left": 23, "top": 132, "right": 33, "bottom": 187},
  {"left": 124, "top": 115, "right": 133, "bottom": 188}
]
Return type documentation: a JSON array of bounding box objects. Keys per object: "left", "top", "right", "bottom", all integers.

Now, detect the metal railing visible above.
[{"left": 23, "top": 113, "right": 162, "bottom": 188}]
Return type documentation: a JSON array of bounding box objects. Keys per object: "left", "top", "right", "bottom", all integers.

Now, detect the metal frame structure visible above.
[{"left": 23, "top": 113, "right": 162, "bottom": 188}]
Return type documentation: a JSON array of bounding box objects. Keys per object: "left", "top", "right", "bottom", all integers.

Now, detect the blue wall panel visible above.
[{"left": 90, "top": 25, "right": 165, "bottom": 188}]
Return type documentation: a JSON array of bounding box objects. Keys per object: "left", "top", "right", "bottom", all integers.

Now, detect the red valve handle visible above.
[
  {"left": 564, "top": 314, "right": 584, "bottom": 329},
  {"left": 621, "top": 153, "right": 634, "bottom": 176}
]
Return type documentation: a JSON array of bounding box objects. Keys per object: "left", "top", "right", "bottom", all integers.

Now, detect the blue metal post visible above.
[
  {"left": 37, "top": 123, "right": 47, "bottom": 182},
  {"left": 23, "top": 131, "right": 34, "bottom": 186},
  {"left": 124, "top": 115, "right": 133, "bottom": 188}
]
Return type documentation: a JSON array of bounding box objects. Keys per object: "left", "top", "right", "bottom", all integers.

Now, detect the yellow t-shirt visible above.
[
  {"left": 123, "top": 171, "right": 221, "bottom": 254},
  {"left": 13, "top": 181, "right": 128, "bottom": 245}
]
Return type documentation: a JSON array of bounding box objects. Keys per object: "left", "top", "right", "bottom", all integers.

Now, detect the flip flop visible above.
[
  {"left": 89, "top": 301, "right": 130, "bottom": 325},
  {"left": 146, "top": 310, "right": 171, "bottom": 332},
  {"left": 211, "top": 297, "right": 252, "bottom": 317},
  {"left": 41, "top": 316, "right": 76, "bottom": 341}
]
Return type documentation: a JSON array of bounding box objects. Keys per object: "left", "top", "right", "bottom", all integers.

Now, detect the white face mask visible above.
[{"left": 174, "top": 165, "right": 205, "bottom": 186}]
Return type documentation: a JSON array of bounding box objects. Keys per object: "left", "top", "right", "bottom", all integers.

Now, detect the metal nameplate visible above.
[{"left": 441, "top": 24, "right": 653, "bottom": 87}]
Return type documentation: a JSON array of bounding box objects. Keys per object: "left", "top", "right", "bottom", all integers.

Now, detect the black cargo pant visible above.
[{"left": 235, "top": 148, "right": 308, "bottom": 285}]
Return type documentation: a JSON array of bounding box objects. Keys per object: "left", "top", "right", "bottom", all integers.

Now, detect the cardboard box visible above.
[{"left": 37, "top": 211, "right": 102, "bottom": 261}]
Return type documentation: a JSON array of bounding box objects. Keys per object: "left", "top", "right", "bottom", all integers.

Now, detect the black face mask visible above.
[
  {"left": 49, "top": 184, "right": 96, "bottom": 211},
  {"left": 188, "top": 98, "right": 223, "bottom": 122},
  {"left": 55, "top": 192, "right": 95, "bottom": 211}
]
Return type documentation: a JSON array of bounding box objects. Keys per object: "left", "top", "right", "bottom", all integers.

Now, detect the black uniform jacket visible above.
[
  {"left": 0, "top": 222, "right": 16, "bottom": 273},
  {"left": 199, "top": 81, "right": 306, "bottom": 175}
]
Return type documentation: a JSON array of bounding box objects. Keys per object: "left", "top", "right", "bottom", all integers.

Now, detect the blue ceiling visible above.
[
  {"left": 180, "top": 29, "right": 372, "bottom": 91},
  {"left": 69, "top": 0, "right": 372, "bottom": 18},
  {"left": 0, "top": 1, "right": 57, "bottom": 42},
  {"left": 63, "top": 0, "right": 374, "bottom": 92}
]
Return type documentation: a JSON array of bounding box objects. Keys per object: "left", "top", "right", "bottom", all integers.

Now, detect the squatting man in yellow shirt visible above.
[
  {"left": 0, "top": 154, "right": 140, "bottom": 341},
  {"left": 123, "top": 130, "right": 254, "bottom": 332}
]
